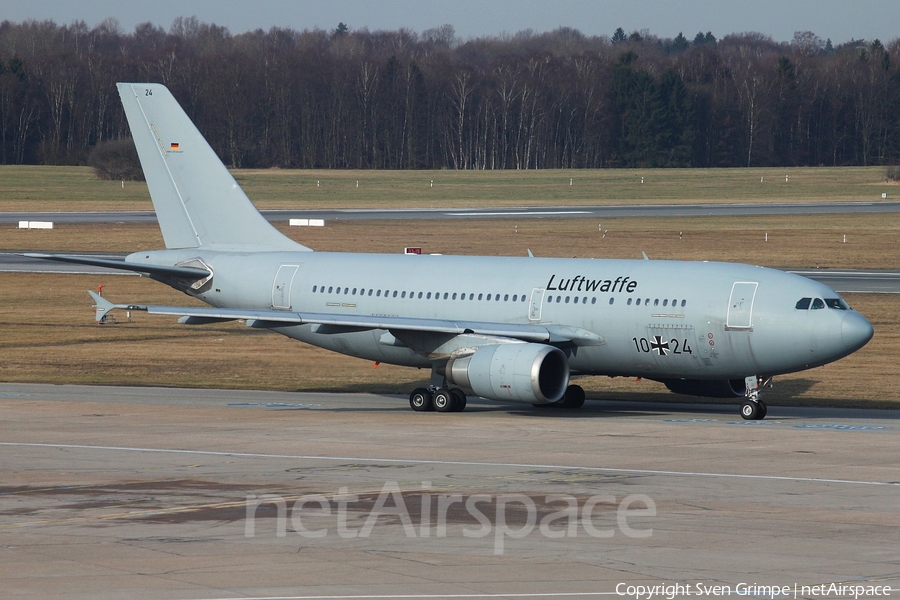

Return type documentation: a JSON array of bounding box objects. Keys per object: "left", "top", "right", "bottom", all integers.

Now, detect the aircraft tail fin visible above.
[{"left": 117, "top": 83, "right": 309, "bottom": 252}]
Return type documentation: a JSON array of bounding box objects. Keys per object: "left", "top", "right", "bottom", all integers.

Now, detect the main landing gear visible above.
[
  {"left": 740, "top": 376, "right": 770, "bottom": 420},
  {"left": 409, "top": 387, "right": 467, "bottom": 413}
]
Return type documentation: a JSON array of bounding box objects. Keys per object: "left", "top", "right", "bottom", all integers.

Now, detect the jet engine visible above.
[
  {"left": 660, "top": 378, "right": 745, "bottom": 398},
  {"left": 442, "top": 343, "right": 569, "bottom": 404}
]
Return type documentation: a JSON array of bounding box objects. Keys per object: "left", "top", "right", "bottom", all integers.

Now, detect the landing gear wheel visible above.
[
  {"left": 740, "top": 400, "right": 762, "bottom": 420},
  {"left": 433, "top": 389, "right": 455, "bottom": 412},
  {"left": 409, "top": 388, "right": 434, "bottom": 412},
  {"left": 758, "top": 400, "right": 768, "bottom": 420},
  {"left": 450, "top": 388, "right": 467, "bottom": 412},
  {"left": 558, "top": 384, "right": 586, "bottom": 409}
]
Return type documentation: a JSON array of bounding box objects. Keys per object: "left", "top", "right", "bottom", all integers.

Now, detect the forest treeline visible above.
[{"left": 0, "top": 18, "right": 898, "bottom": 169}]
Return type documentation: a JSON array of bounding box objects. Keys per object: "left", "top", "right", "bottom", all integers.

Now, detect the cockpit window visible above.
[
  {"left": 825, "top": 298, "right": 849, "bottom": 310},
  {"left": 811, "top": 298, "right": 825, "bottom": 309},
  {"left": 795, "top": 298, "right": 811, "bottom": 310}
]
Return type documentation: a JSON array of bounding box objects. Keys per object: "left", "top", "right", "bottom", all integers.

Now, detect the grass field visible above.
[
  {"left": 0, "top": 165, "right": 896, "bottom": 211},
  {"left": 2, "top": 166, "right": 898, "bottom": 408}
]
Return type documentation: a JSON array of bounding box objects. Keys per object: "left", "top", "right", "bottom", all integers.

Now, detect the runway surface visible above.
[
  {"left": 3, "top": 200, "right": 900, "bottom": 224},
  {"left": 3, "top": 252, "right": 898, "bottom": 293},
  {"left": 1, "top": 383, "right": 898, "bottom": 599}
]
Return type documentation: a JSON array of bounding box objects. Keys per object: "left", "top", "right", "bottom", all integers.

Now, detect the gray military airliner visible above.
[{"left": 30, "top": 83, "right": 874, "bottom": 418}]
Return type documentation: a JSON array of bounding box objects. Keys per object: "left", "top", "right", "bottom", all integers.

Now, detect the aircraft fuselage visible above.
[{"left": 132, "top": 248, "right": 874, "bottom": 381}]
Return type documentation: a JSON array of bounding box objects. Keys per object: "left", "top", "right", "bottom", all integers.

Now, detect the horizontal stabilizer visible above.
[{"left": 25, "top": 253, "right": 210, "bottom": 279}]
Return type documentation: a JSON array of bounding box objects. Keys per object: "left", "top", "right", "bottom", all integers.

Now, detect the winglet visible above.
[
  {"left": 88, "top": 291, "right": 134, "bottom": 323},
  {"left": 642, "top": 251, "right": 650, "bottom": 261}
]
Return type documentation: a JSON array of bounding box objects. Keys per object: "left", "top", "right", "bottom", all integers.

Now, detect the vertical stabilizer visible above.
[{"left": 117, "top": 83, "right": 310, "bottom": 251}]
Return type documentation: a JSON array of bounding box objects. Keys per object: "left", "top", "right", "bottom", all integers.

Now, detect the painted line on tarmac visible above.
[
  {"left": 179, "top": 593, "right": 618, "bottom": 600},
  {"left": 2, "top": 442, "right": 897, "bottom": 487},
  {"left": 227, "top": 402, "right": 322, "bottom": 408},
  {"left": 664, "top": 418, "right": 891, "bottom": 431},
  {"left": 447, "top": 210, "right": 592, "bottom": 216}
]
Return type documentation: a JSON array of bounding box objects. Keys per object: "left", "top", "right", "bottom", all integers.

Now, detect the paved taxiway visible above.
[
  {"left": 3, "top": 200, "right": 900, "bottom": 225},
  {"left": 1, "top": 383, "right": 898, "bottom": 599}
]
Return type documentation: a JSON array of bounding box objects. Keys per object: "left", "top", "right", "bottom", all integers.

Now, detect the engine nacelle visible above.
[
  {"left": 442, "top": 343, "right": 569, "bottom": 404},
  {"left": 660, "top": 378, "right": 745, "bottom": 398}
]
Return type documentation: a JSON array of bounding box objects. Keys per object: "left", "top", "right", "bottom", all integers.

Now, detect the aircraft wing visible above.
[{"left": 88, "top": 292, "right": 603, "bottom": 346}]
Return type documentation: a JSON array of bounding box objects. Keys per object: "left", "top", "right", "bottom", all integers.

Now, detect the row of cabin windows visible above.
[
  {"left": 312, "top": 285, "right": 687, "bottom": 310},
  {"left": 546, "top": 296, "right": 687, "bottom": 308},
  {"left": 312, "top": 285, "right": 529, "bottom": 303}
]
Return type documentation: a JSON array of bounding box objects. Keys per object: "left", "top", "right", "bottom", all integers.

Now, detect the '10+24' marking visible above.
[{"left": 633, "top": 335, "right": 693, "bottom": 356}]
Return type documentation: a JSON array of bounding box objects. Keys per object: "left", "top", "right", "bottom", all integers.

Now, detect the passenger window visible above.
[
  {"left": 512, "top": 294, "right": 517, "bottom": 302},
  {"left": 663, "top": 299, "right": 668, "bottom": 307},
  {"left": 504, "top": 294, "right": 509, "bottom": 301},
  {"left": 811, "top": 298, "right": 825, "bottom": 310},
  {"left": 609, "top": 298, "right": 614, "bottom": 305},
  {"left": 654, "top": 299, "right": 659, "bottom": 306},
  {"left": 636, "top": 298, "right": 641, "bottom": 306},
  {"left": 681, "top": 299, "right": 686, "bottom": 307},
  {"left": 573, "top": 297, "right": 579, "bottom": 304},
  {"left": 452, "top": 293, "right": 457, "bottom": 300},
  {"left": 392, "top": 291, "right": 398, "bottom": 298},
  {"left": 565, "top": 296, "right": 570, "bottom": 304},
  {"left": 592, "top": 298, "right": 597, "bottom": 305},
  {"left": 312, "top": 285, "right": 317, "bottom": 292},
  {"left": 795, "top": 298, "right": 812, "bottom": 310},
  {"left": 401, "top": 291, "right": 407, "bottom": 298},
  {"left": 627, "top": 298, "right": 633, "bottom": 305},
  {"left": 443, "top": 293, "right": 449, "bottom": 300}
]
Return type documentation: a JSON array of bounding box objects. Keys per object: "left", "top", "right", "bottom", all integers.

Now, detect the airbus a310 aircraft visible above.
[{"left": 30, "top": 83, "right": 874, "bottom": 419}]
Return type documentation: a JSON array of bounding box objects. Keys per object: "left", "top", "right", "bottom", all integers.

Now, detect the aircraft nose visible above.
[{"left": 841, "top": 311, "right": 874, "bottom": 353}]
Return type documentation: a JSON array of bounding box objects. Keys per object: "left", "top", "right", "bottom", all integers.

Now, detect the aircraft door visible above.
[
  {"left": 272, "top": 264, "right": 299, "bottom": 309},
  {"left": 529, "top": 288, "right": 545, "bottom": 321},
  {"left": 726, "top": 282, "right": 758, "bottom": 330}
]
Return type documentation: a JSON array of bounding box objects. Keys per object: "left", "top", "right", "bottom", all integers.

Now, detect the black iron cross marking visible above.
[{"left": 651, "top": 335, "right": 670, "bottom": 356}]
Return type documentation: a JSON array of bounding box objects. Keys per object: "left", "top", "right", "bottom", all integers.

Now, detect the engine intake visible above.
[{"left": 442, "top": 343, "right": 569, "bottom": 404}]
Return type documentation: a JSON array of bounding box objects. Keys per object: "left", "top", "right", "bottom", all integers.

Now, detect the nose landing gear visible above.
[{"left": 740, "top": 376, "right": 771, "bottom": 420}]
